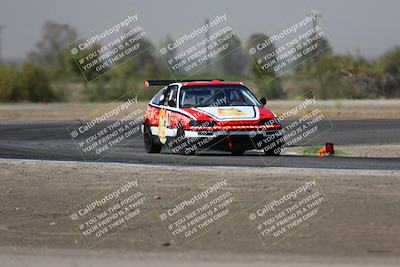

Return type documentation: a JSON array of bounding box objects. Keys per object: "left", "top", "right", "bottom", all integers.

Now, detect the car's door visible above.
[
  {"left": 147, "top": 88, "right": 165, "bottom": 126},
  {"left": 158, "top": 85, "right": 178, "bottom": 143}
]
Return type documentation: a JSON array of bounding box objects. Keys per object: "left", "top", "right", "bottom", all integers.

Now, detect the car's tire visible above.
[
  {"left": 144, "top": 122, "right": 162, "bottom": 153},
  {"left": 263, "top": 147, "right": 281, "bottom": 156},
  {"left": 176, "top": 126, "right": 195, "bottom": 155},
  {"left": 231, "top": 150, "right": 245, "bottom": 155}
]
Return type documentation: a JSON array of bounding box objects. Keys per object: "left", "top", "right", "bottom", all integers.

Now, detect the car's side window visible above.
[
  {"left": 163, "top": 85, "right": 178, "bottom": 107},
  {"left": 168, "top": 86, "right": 178, "bottom": 107},
  {"left": 160, "top": 88, "right": 170, "bottom": 106},
  {"left": 151, "top": 87, "right": 166, "bottom": 106}
]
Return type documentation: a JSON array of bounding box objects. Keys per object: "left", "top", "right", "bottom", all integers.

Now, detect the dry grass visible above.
[
  {"left": 284, "top": 144, "right": 400, "bottom": 158},
  {"left": 0, "top": 100, "right": 399, "bottom": 120}
]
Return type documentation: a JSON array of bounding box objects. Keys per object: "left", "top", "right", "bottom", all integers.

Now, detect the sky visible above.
[{"left": 1, "top": 0, "right": 399, "bottom": 61}]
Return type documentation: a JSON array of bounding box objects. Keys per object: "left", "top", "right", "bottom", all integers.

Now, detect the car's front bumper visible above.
[
  {"left": 182, "top": 129, "right": 284, "bottom": 151},
  {"left": 185, "top": 129, "right": 278, "bottom": 138}
]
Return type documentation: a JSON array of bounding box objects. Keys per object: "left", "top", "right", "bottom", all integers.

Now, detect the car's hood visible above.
[{"left": 188, "top": 106, "right": 259, "bottom": 120}]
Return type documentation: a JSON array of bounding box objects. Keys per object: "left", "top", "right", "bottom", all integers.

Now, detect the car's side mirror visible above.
[
  {"left": 168, "top": 99, "right": 176, "bottom": 107},
  {"left": 260, "top": 98, "right": 267, "bottom": 105}
]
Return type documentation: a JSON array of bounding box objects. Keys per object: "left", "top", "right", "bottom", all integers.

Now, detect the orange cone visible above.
[
  {"left": 317, "top": 147, "right": 327, "bottom": 157},
  {"left": 317, "top": 143, "right": 335, "bottom": 157}
]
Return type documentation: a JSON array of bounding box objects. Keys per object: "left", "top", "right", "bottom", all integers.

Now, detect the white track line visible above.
[{"left": 0, "top": 158, "right": 398, "bottom": 174}]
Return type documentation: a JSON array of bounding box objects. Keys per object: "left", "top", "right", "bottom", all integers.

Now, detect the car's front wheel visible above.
[
  {"left": 175, "top": 126, "right": 195, "bottom": 155},
  {"left": 144, "top": 122, "right": 162, "bottom": 153}
]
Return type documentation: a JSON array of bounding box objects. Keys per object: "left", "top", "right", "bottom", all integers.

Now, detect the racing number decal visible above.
[{"left": 158, "top": 108, "right": 168, "bottom": 144}]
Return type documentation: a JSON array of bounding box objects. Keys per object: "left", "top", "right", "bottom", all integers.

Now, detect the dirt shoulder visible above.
[
  {"left": 0, "top": 159, "right": 399, "bottom": 265},
  {"left": 0, "top": 99, "right": 399, "bottom": 120},
  {"left": 286, "top": 144, "right": 400, "bottom": 158}
]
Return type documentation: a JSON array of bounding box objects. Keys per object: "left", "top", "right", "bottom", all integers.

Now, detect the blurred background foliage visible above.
[{"left": 0, "top": 21, "right": 399, "bottom": 102}]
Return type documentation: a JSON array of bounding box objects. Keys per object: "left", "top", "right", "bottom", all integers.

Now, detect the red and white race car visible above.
[{"left": 142, "top": 79, "right": 284, "bottom": 155}]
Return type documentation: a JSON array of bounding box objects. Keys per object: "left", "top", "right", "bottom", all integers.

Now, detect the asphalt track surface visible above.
[{"left": 0, "top": 119, "right": 399, "bottom": 170}]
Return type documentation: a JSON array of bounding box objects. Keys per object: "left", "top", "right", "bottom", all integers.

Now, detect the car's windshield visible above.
[{"left": 179, "top": 85, "right": 260, "bottom": 108}]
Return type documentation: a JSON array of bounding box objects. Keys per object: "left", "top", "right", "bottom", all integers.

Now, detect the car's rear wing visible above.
[{"left": 144, "top": 79, "right": 224, "bottom": 87}]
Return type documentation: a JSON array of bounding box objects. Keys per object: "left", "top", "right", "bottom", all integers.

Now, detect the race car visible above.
[{"left": 142, "top": 79, "right": 284, "bottom": 155}]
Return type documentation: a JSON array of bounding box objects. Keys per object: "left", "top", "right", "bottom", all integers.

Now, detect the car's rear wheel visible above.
[
  {"left": 231, "top": 150, "right": 245, "bottom": 155},
  {"left": 144, "top": 122, "right": 162, "bottom": 153}
]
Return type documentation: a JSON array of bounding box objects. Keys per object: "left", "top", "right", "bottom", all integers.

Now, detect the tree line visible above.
[{"left": 0, "top": 21, "right": 399, "bottom": 102}]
